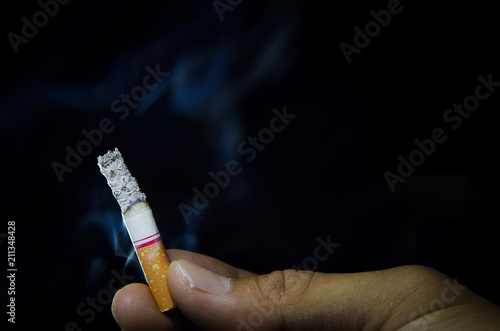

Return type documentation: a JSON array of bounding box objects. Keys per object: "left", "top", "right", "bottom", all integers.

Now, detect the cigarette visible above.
[{"left": 97, "top": 148, "right": 175, "bottom": 312}]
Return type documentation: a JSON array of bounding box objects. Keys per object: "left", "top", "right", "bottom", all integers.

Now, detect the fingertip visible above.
[
  {"left": 111, "top": 283, "right": 154, "bottom": 330},
  {"left": 111, "top": 283, "right": 179, "bottom": 331},
  {"left": 111, "top": 285, "right": 127, "bottom": 329}
]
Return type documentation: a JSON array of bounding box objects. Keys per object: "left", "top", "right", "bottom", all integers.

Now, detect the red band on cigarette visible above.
[
  {"left": 134, "top": 232, "right": 160, "bottom": 243},
  {"left": 135, "top": 237, "right": 161, "bottom": 249},
  {"left": 134, "top": 232, "right": 161, "bottom": 249}
]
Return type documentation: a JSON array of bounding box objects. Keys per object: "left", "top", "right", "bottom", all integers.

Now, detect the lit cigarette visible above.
[{"left": 97, "top": 148, "right": 175, "bottom": 312}]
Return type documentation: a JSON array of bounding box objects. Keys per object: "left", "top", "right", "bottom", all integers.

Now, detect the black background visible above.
[{"left": 1, "top": 0, "right": 499, "bottom": 329}]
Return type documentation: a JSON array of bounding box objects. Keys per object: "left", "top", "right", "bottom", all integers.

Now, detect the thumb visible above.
[
  {"left": 168, "top": 260, "right": 500, "bottom": 331},
  {"left": 167, "top": 259, "right": 415, "bottom": 330}
]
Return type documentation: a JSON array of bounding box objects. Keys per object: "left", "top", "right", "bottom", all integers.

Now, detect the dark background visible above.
[{"left": 1, "top": 0, "right": 499, "bottom": 329}]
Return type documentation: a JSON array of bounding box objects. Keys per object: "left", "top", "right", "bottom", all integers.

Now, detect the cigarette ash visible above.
[
  {"left": 97, "top": 148, "right": 146, "bottom": 214},
  {"left": 76, "top": 172, "right": 145, "bottom": 289}
]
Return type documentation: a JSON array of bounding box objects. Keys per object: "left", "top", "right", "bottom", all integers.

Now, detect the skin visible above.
[{"left": 112, "top": 249, "right": 500, "bottom": 330}]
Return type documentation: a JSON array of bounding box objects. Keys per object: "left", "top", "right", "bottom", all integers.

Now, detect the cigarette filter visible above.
[{"left": 97, "top": 148, "right": 175, "bottom": 312}]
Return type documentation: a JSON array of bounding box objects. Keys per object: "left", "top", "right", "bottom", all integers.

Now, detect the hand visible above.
[{"left": 111, "top": 249, "right": 500, "bottom": 330}]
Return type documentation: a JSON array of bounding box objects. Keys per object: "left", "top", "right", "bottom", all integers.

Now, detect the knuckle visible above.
[
  {"left": 389, "top": 265, "right": 448, "bottom": 298},
  {"left": 252, "top": 269, "right": 316, "bottom": 307},
  {"left": 396, "top": 265, "right": 444, "bottom": 285}
]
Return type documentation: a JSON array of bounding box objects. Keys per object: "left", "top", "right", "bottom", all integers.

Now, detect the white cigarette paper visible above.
[{"left": 97, "top": 148, "right": 175, "bottom": 312}]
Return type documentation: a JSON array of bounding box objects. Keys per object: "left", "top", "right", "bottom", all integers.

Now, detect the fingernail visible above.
[{"left": 174, "top": 259, "right": 231, "bottom": 295}]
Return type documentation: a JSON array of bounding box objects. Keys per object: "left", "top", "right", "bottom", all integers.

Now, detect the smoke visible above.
[{"left": 2, "top": 0, "right": 304, "bottom": 286}]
